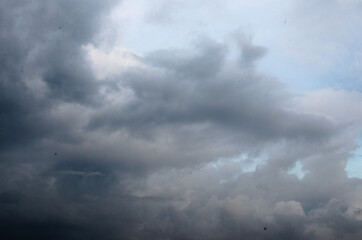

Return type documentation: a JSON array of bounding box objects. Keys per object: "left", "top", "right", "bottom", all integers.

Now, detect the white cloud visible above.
[
  {"left": 83, "top": 44, "right": 142, "bottom": 80},
  {"left": 274, "top": 200, "right": 306, "bottom": 216}
]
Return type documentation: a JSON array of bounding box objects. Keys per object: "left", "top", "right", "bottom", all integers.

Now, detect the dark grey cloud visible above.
[
  {"left": 89, "top": 38, "right": 336, "bottom": 152},
  {"left": 0, "top": 0, "right": 117, "bottom": 150},
  {"left": 0, "top": 1, "right": 362, "bottom": 239},
  {"left": 235, "top": 34, "right": 268, "bottom": 67}
]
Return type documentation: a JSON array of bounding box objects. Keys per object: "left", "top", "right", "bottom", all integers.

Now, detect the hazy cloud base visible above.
[{"left": 1, "top": 1, "right": 362, "bottom": 239}]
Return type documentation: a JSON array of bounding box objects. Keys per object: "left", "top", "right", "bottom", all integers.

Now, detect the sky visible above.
[{"left": 1, "top": 0, "right": 362, "bottom": 239}]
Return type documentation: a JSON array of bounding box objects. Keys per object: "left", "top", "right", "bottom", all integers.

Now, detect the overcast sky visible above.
[{"left": 1, "top": 0, "right": 362, "bottom": 239}]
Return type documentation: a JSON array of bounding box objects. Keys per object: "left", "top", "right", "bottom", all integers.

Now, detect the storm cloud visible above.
[{"left": 1, "top": 1, "right": 362, "bottom": 239}]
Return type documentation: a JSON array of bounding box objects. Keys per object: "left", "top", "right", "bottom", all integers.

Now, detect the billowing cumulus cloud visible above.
[{"left": 1, "top": 1, "right": 362, "bottom": 240}]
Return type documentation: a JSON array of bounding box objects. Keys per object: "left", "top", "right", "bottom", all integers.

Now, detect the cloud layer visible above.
[{"left": 1, "top": 1, "right": 362, "bottom": 239}]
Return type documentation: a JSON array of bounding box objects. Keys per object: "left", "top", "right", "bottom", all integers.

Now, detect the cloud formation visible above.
[{"left": 1, "top": 1, "right": 362, "bottom": 239}]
